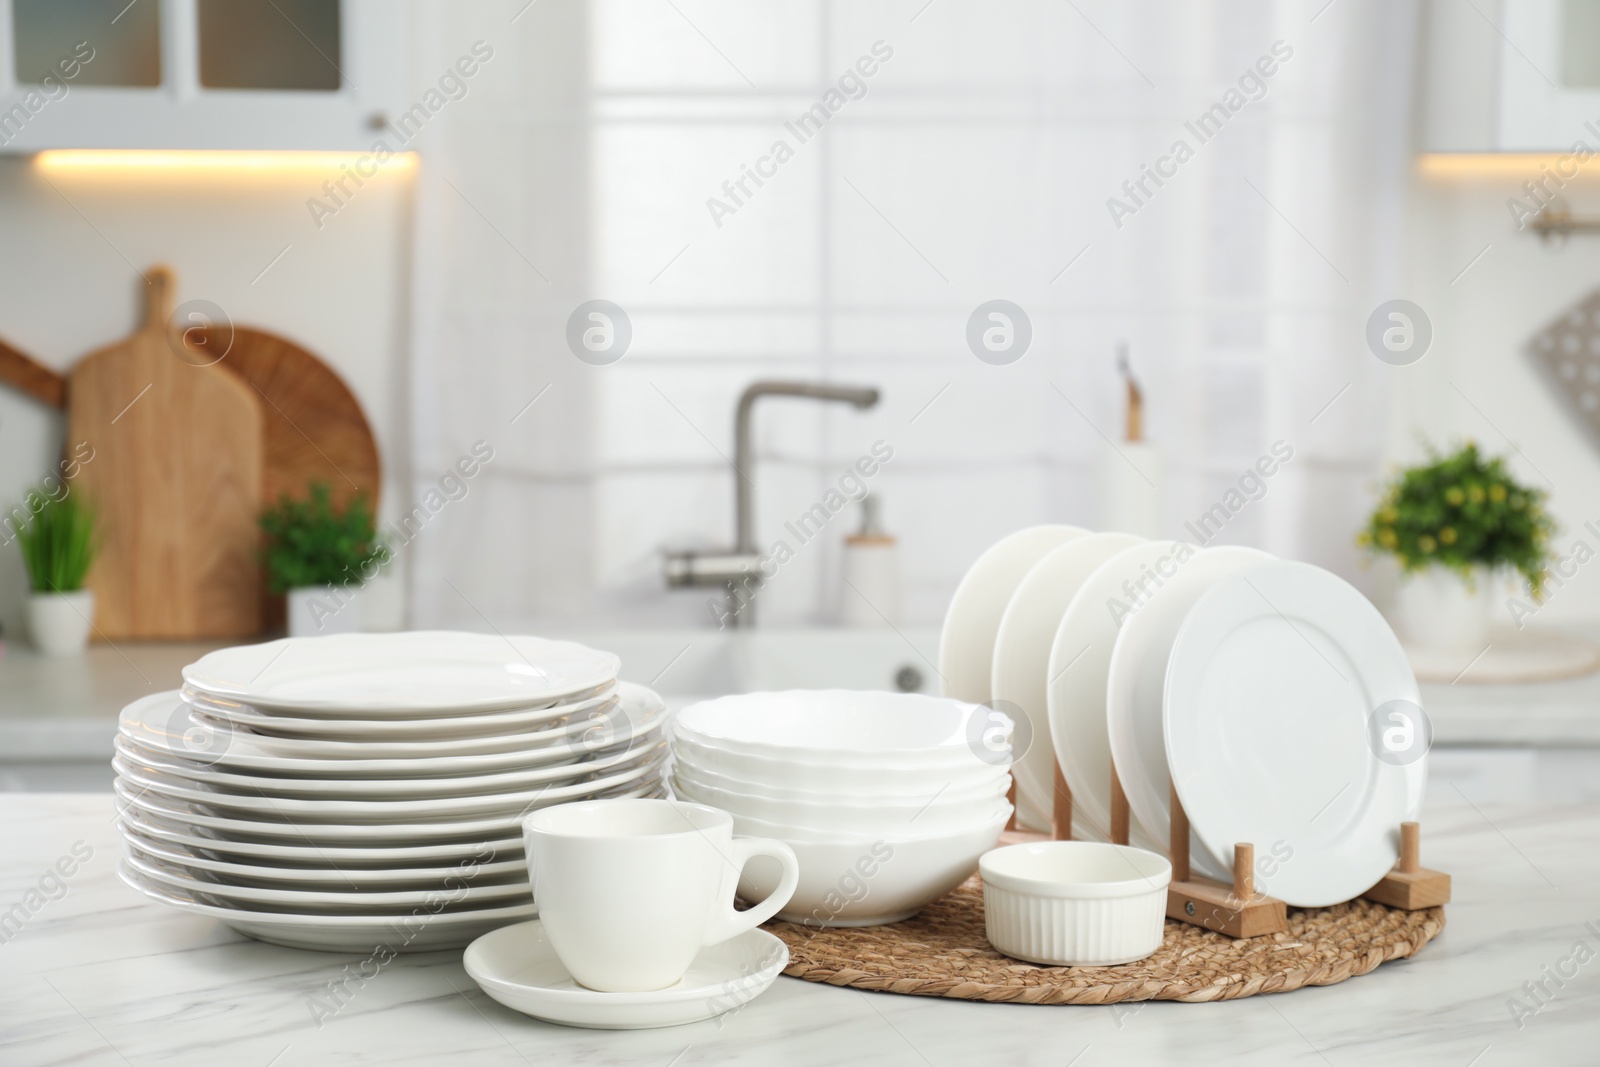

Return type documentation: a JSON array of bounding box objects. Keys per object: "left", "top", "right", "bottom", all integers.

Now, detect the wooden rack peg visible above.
[
  {"left": 1163, "top": 780, "right": 1287, "bottom": 938},
  {"left": 1361, "top": 821, "right": 1452, "bottom": 910}
]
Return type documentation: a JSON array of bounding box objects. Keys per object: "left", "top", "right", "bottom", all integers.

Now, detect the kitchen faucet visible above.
[{"left": 664, "top": 380, "right": 880, "bottom": 628}]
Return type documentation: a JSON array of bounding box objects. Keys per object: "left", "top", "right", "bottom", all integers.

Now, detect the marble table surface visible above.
[{"left": 2, "top": 791, "right": 1597, "bottom": 1067}]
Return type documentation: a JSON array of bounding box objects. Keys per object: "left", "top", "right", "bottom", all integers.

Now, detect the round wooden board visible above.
[
  {"left": 770, "top": 878, "right": 1444, "bottom": 1005},
  {"left": 200, "top": 325, "right": 382, "bottom": 514}
]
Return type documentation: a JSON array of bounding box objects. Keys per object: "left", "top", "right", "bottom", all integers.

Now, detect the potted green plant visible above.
[
  {"left": 13, "top": 490, "right": 99, "bottom": 655},
  {"left": 1359, "top": 441, "right": 1553, "bottom": 648},
  {"left": 260, "top": 482, "right": 387, "bottom": 638}
]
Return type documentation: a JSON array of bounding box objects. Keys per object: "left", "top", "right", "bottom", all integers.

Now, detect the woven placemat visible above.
[{"left": 769, "top": 878, "right": 1445, "bottom": 1004}]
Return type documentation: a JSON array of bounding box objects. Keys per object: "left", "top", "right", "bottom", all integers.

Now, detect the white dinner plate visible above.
[
  {"left": 119, "top": 685, "right": 667, "bottom": 777},
  {"left": 118, "top": 862, "right": 538, "bottom": 952},
  {"left": 112, "top": 746, "right": 668, "bottom": 822},
  {"left": 114, "top": 776, "right": 665, "bottom": 843},
  {"left": 939, "top": 526, "right": 1089, "bottom": 706},
  {"left": 115, "top": 734, "right": 640, "bottom": 799},
  {"left": 183, "top": 631, "right": 620, "bottom": 714},
  {"left": 116, "top": 804, "right": 524, "bottom": 867},
  {"left": 181, "top": 680, "right": 616, "bottom": 723},
  {"left": 186, "top": 687, "right": 617, "bottom": 740},
  {"left": 1104, "top": 546, "right": 1274, "bottom": 882},
  {"left": 991, "top": 532, "right": 1144, "bottom": 831},
  {"left": 120, "top": 847, "right": 532, "bottom": 911},
  {"left": 464, "top": 920, "right": 787, "bottom": 1029},
  {"left": 1047, "top": 541, "right": 1196, "bottom": 850},
  {"left": 119, "top": 820, "right": 527, "bottom": 886},
  {"left": 1164, "top": 561, "right": 1426, "bottom": 907}
]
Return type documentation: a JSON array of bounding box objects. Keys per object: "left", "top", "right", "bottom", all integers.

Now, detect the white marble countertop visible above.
[{"left": 3, "top": 792, "right": 1597, "bottom": 1066}]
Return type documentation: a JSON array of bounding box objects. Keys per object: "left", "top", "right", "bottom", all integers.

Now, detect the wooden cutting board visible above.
[
  {"left": 67, "top": 267, "right": 265, "bottom": 639},
  {"left": 195, "top": 324, "right": 381, "bottom": 514}
]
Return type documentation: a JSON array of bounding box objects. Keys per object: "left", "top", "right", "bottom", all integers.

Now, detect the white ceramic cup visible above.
[{"left": 523, "top": 798, "right": 800, "bottom": 992}]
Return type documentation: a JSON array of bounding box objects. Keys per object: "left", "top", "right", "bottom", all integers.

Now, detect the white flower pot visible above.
[
  {"left": 1395, "top": 566, "right": 1493, "bottom": 650},
  {"left": 286, "top": 585, "right": 363, "bottom": 638},
  {"left": 27, "top": 590, "right": 94, "bottom": 656}
]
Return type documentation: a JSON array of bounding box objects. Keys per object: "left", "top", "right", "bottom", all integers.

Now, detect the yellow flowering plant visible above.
[{"left": 1359, "top": 442, "right": 1552, "bottom": 591}]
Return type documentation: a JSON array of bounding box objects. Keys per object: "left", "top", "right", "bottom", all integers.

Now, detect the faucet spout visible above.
[{"left": 734, "top": 380, "right": 881, "bottom": 555}]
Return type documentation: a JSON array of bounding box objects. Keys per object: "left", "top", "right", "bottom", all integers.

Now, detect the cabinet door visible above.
[
  {"left": 0, "top": 0, "right": 405, "bottom": 152},
  {"left": 1498, "top": 0, "right": 1600, "bottom": 150}
]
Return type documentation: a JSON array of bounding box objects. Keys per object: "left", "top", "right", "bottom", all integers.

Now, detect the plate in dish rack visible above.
[
  {"left": 1164, "top": 561, "right": 1426, "bottom": 908},
  {"left": 182, "top": 631, "right": 620, "bottom": 714}
]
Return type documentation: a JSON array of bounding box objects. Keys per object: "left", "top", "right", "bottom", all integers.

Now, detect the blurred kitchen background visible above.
[{"left": 2, "top": 0, "right": 1599, "bottom": 796}]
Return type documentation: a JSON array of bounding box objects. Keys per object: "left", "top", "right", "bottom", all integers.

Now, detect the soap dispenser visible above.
[{"left": 840, "top": 494, "right": 900, "bottom": 627}]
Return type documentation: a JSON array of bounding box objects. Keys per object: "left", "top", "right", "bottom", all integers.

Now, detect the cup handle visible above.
[{"left": 704, "top": 835, "right": 799, "bottom": 946}]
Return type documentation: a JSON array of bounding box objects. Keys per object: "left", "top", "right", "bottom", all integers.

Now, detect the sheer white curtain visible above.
[{"left": 404, "top": 0, "right": 1418, "bottom": 628}]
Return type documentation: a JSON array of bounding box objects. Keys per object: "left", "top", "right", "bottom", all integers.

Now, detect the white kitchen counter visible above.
[{"left": 2, "top": 792, "right": 1596, "bottom": 1066}]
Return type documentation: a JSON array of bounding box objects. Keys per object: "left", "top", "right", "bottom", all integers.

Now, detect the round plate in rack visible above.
[
  {"left": 991, "top": 532, "right": 1144, "bottom": 831},
  {"left": 183, "top": 632, "right": 620, "bottom": 714},
  {"left": 1047, "top": 541, "right": 1194, "bottom": 850},
  {"left": 1104, "top": 545, "right": 1274, "bottom": 882},
  {"left": 939, "top": 526, "right": 1088, "bottom": 706},
  {"left": 1164, "top": 561, "right": 1426, "bottom": 908}
]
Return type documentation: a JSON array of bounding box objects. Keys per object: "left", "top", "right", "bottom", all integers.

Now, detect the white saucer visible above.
[{"left": 464, "top": 920, "right": 788, "bottom": 1030}]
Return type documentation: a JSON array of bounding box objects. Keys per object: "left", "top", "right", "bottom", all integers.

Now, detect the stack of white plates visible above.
[
  {"left": 670, "top": 690, "right": 1013, "bottom": 927},
  {"left": 114, "top": 632, "right": 668, "bottom": 952},
  {"left": 944, "top": 527, "right": 1428, "bottom": 909}
]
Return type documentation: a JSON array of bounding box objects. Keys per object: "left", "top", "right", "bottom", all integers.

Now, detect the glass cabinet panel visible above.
[
  {"left": 198, "top": 0, "right": 341, "bottom": 91},
  {"left": 12, "top": 0, "right": 161, "bottom": 87}
]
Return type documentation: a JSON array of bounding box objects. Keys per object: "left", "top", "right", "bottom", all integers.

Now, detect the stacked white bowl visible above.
[
  {"left": 670, "top": 690, "right": 1013, "bottom": 927},
  {"left": 113, "top": 631, "right": 668, "bottom": 952}
]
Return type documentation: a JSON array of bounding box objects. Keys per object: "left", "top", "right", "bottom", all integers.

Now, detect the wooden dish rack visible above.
[{"left": 1008, "top": 756, "right": 1451, "bottom": 938}]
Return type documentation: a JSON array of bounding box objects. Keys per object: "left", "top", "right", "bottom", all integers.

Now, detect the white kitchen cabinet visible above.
[
  {"left": 0, "top": 0, "right": 407, "bottom": 152},
  {"left": 1421, "top": 0, "right": 1600, "bottom": 152}
]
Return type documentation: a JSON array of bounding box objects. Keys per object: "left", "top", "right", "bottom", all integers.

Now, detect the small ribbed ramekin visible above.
[{"left": 980, "top": 841, "right": 1171, "bottom": 966}]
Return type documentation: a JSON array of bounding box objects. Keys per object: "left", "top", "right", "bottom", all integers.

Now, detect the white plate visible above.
[
  {"left": 113, "top": 746, "right": 668, "bottom": 822},
  {"left": 187, "top": 687, "right": 618, "bottom": 740},
  {"left": 119, "top": 820, "right": 527, "bottom": 885},
  {"left": 118, "top": 862, "right": 537, "bottom": 952},
  {"left": 464, "top": 920, "right": 787, "bottom": 1029},
  {"left": 939, "top": 525, "right": 1088, "bottom": 706},
  {"left": 119, "top": 685, "right": 666, "bottom": 777},
  {"left": 114, "top": 776, "right": 665, "bottom": 843},
  {"left": 674, "top": 691, "right": 1005, "bottom": 767},
  {"left": 181, "top": 680, "right": 616, "bottom": 722},
  {"left": 117, "top": 804, "right": 524, "bottom": 867},
  {"left": 1105, "top": 546, "right": 1274, "bottom": 882},
  {"left": 1165, "top": 561, "right": 1426, "bottom": 908},
  {"left": 183, "top": 631, "right": 620, "bottom": 714},
  {"left": 1047, "top": 541, "right": 1196, "bottom": 850},
  {"left": 120, "top": 846, "right": 531, "bottom": 911},
  {"left": 114, "top": 733, "right": 657, "bottom": 802},
  {"left": 991, "top": 533, "right": 1144, "bottom": 830}
]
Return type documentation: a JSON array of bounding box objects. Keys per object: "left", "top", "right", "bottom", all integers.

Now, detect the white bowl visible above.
[
  {"left": 980, "top": 842, "right": 1171, "bottom": 966},
  {"left": 671, "top": 766, "right": 1006, "bottom": 834},
  {"left": 735, "top": 809, "right": 1010, "bottom": 927},
  {"left": 671, "top": 755, "right": 1009, "bottom": 807},
  {"left": 669, "top": 732, "right": 1008, "bottom": 794},
  {"left": 674, "top": 691, "right": 1011, "bottom": 768},
  {"left": 704, "top": 797, "right": 1012, "bottom": 844}
]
